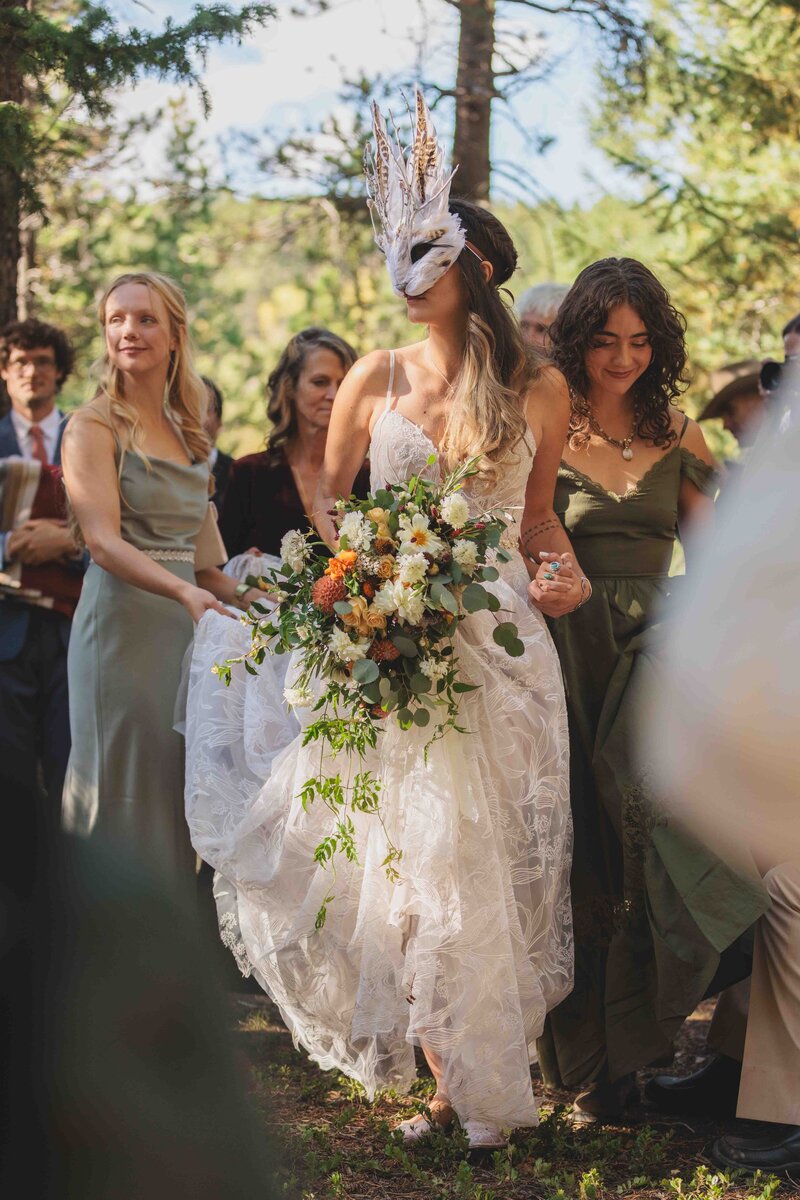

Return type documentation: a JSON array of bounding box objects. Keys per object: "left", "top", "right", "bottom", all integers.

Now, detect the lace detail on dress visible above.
[
  {"left": 219, "top": 910, "right": 253, "bottom": 978},
  {"left": 184, "top": 397, "right": 572, "bottom": 1131}
]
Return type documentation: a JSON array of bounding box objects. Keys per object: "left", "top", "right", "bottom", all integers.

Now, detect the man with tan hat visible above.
[{"left": 698, "top": 360, "right": 765, "bottom": 448}]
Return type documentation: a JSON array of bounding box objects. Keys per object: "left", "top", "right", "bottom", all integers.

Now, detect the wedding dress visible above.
[{"left": 185, "top": 358, "right": 573, "bottom": 1129}]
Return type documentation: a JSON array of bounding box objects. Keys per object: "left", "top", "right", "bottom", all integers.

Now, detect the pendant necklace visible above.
[{"left": 587, "top": 411, "right": 638, "bottom": 461}]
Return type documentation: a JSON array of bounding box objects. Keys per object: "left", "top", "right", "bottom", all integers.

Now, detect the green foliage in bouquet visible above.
[{"left": 215, "top": 455, "right": 522, "bottom": 927}]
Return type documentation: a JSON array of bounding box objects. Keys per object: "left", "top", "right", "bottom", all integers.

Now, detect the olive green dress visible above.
[
  {"left": 538, "top": 439, "right": 769, "bottom": 1088},
  {"left": 63, "top": 445, "right": 225, "bottom": 882}
]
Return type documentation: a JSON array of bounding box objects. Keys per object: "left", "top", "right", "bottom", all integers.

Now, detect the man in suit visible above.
[
  {"left": 0, "top": 317, "right": 83, "bottom": 814},
  {"left": 202, "top": 377, "right": 233, "bottom": 512}
]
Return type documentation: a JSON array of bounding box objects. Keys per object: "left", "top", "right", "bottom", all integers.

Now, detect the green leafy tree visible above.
[
  {"left": 0, "top": 0, "right": 275, "bottom": 326},
  {"left": 594, "top": 0, "right": 800, "bottom": 365}
]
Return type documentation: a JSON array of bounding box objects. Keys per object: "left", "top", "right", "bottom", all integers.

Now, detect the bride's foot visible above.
[
  {"left": 463, "top": 1119, "right": 508, "bottom": 1151},
  {"left": 394, "top": 1096, "right": 454, "bottom": 1145}
]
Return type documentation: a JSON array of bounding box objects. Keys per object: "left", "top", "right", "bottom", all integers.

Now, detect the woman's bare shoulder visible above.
[
  {"left": 63, "top": 399, "right": 117, "bottom": 449},
  {"left": 674, "top": 409, "right": 714, "bottom": 465},
  {"left": 525, "top": 363, "right": 570, "bottom": 418}
]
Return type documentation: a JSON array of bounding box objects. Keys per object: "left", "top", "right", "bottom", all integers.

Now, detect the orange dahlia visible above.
[{"left": 311, "top": 575, "right": 347, "bottom": 614}]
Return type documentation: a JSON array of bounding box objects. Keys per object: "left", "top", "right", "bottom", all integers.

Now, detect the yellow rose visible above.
[
  {"left": 367, "top": 507, "right": 389, "bottom": 525},
  {"left": 341, "top": 595, "right": 371, "bottom": 638},
  {"left": 366, "top": 607, "right": 387, "bottom": 631},
  {"left": 376, "top": 555, "right": 395, "bottom": 579}
]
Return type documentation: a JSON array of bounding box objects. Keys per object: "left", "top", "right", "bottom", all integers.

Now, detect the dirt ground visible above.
[{"left": 231, "top": 991, "right": 791, "bottom": 1200}]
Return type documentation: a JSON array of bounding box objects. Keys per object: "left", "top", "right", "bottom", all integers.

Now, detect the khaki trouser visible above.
[{"left": 708, "top": 865, "right": 800, "bottom": 1125}]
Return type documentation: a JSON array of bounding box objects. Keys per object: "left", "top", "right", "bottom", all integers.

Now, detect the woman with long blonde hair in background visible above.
[{"left": 62, "top": 271, "right": 261, "bottom": 883}]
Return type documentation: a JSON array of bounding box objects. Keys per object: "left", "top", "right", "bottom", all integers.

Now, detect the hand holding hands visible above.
[
  {"left": 7, "top": 519, "right": 78, "bottom": 566},
  {"left": 528, "top": 551, "right": 591, "bottom": 617}
]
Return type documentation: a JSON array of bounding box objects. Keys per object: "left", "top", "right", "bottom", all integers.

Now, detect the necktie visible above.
[{"left": 29, "top": 424, "right": 49, "bottom": 465}]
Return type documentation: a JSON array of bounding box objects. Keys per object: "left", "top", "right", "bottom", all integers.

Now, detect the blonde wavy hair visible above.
[
  {"left": 437, "top": 200, "right": 539, "bottom": 489},
  {"left": 91, "top": 271, "right": 210, "bottom": 466}
]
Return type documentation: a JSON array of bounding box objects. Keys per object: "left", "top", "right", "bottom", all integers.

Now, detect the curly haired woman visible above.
[{"left": 535, "top": 258, "right": 768, "bottom": 1121}]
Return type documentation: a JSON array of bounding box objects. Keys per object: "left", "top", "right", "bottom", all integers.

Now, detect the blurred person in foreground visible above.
[
  {"left": 61, "top": 272, "right": 261, "bottom": 885},
  {"left": 219, "top": 327, "right": 367, "bottom": 563},
  {"left": 0, "top": 798, "right": 283, "bottom": 1199},
  {"left": 536, "top": 258, "right": 768, "bottom": 1122},
  {"left": 202, "top": 376, "right": 233, "bottom": 511},
  {"left": 0, "top": 318, "right": 84, "bottom": 811},
  {"left": 642, "top": 372, "right": 800, "bottom": 1175},
  {"left": 517, "top": 281, "right": 569, "bottom": 352}
]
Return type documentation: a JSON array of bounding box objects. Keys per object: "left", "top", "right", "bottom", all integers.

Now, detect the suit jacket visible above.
[
  {"left": 0, "top": 410, "right": 74, "bottom": 661},
  {"left": 210, "top": 450, "right": 233, "bottom": 512}
]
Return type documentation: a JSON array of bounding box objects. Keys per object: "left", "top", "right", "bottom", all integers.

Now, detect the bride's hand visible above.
[{"left": 528, "top": 552, "right": 589, "bottom": 617}]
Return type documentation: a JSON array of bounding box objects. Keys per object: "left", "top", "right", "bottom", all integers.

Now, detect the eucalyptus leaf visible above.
[
  {"left": 361, "top": 681, "right": 382, "bottom": 703},
  {"left": 391, "top": 634, "right": 419, "bottom": 657},
  {"left": 481, "top": 566, "right": 499, "bottom": 582},
  {"left": 352, "top": 658, "right": 380, "bottom": 684},
  {"left": 450, "top": 561, "right": 463, "bottom": 583},
  {"left": 378, "top": 676, "right": 392, "bottom": 698},
  {"left": 506, "top": 638, "right": 525, "bottom": 657},
  {"left": 413, "top": 707, "right": 431, "bottom": 727},
  {"left": 492, "top": 621, "right": 519, "bottom": 648},
  {"left": 409, "top": 672, "right": 432, "bottom": 694},
  {"left": 397, "top": 707, "right": 413, "bottom": 725},
  {"left": 462, "top": 582, "right": 491, "bottom": 612},
  {"left": 430, "top": 581, "right": 459, "bottom": 614},
  {"left": 333, "top": 600, "right": 353, "bottom": 615},
  {"left": 486, "top": 592, "right": 501, "bottom": 612}
]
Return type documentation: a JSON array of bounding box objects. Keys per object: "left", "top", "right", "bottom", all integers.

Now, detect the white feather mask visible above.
[{"left": 364, "top": 90, "right": 467, "bottom": 298}]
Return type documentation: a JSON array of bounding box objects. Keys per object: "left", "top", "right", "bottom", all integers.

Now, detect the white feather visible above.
[{"left": 364, "top": 88, "right": 466, "bottom": 297}]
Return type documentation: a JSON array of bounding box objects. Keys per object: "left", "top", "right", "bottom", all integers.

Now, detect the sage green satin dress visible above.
[
  {"left": 63, "top": 448, "right": 224, "bottom": 882},
  {"left": 538, "top": 442, "right": 769, "bottom": 1088}
]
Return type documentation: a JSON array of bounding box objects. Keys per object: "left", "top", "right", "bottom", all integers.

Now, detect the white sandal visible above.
[
  {"left": 394, "top": 1097, "right": 454, "bottom": 1145},
  {"left": 463, "top": 1119, "right": 508, "bottom": 1150}
]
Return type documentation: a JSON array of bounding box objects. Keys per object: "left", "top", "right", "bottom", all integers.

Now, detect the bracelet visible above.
[{"left": 571, "top": 576, "right": 591, "bottom": 611}]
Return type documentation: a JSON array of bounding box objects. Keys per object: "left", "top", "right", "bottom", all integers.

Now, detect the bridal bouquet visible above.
[{"left": 215, "top": 455, "right": 522, "bottom": 926}]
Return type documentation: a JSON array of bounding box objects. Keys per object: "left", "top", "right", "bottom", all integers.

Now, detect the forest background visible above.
[{"left": 2, "top": 0, "right": 799, "bottom": 461}]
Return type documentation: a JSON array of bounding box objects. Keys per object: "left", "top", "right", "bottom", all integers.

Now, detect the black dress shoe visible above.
[
  {"left": 572, "top": 1072, "right": 639, "bottom": 1124},
  {"left": 712, "top": 1125, "right": 800, "bottom": 1175},
  {"left": 643, "top": 1055, "right": 741, "bottom": 1119}
]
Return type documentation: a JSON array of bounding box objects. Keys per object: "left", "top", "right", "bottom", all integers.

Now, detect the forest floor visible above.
[{"left": 230, "top": 992, "right": 790, "bottom": 1200}]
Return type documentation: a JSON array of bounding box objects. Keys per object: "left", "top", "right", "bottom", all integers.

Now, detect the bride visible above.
[{"left": 185, "top": 93, "right": 584, "bottom": 1149}]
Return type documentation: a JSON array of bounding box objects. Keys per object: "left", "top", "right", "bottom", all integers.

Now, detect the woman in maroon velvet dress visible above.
[{"left": 220, "top": 328, "right": 368, "bottom": 557}]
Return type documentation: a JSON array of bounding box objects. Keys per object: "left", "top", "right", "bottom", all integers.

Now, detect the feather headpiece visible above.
[{"left": 364, "top": 89, "right": 467, "bottom": 298}]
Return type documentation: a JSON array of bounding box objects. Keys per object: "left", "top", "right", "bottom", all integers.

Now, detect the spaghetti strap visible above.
[
  {"left": 679, "top": 413, "right": 690, "bottom": 443},
  {"left": 384, "top": 350, "right": 396, "bottom": 412}
]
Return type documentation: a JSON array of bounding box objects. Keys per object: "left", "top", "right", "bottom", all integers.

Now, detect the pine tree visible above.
[{"left": 0, "top": 0, "right": 275, "bottom": 325}]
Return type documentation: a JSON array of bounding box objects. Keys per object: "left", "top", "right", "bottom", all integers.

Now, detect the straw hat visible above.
[{"left": 698, "top": 361, "right": 762, "bottom": 421}]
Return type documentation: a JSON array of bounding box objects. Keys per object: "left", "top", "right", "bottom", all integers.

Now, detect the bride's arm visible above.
[
  {"left": 312, "top": 350, "right": 388, "bottom": 548},
  {"left": 522, "top": 367, "right": 590, "bottom": 617}
]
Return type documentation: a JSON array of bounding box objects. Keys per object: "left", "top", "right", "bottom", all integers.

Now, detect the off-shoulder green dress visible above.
[{"left": 538, "top": 435, "right": 769, "bottom": 1089}]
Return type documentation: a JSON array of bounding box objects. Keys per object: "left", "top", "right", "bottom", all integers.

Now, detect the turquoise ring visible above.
[
  {"left": 550, "top": 561, "right": 560, "bottom": 572},
  {"left": 544, "top": 572, "right": 555, "bottom": 580}
]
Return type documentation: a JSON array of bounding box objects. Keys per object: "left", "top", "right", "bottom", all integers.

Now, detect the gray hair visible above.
[{"left": 517, "top": 282, "right": 570, "bottom": 322}]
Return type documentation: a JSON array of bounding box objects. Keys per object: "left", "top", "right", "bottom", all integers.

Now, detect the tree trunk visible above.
[
  {"left": 0, "top": 0, "right": 27, "bottom": 330},
  {"left": 452, "top": 0, "right": 495, "bottom": 202}
]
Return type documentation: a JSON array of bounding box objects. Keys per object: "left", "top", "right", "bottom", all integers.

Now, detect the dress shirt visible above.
[{"left": 10, "top": 406, "right": 62, "bottom": 464}]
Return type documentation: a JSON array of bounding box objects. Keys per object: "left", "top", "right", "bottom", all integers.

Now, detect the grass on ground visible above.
[{"left": 232, "top": 994, "right": 788, "bottom": 1200}]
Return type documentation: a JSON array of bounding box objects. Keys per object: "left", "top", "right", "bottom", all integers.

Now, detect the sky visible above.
[{"left": 110, "top": 0, "right": 622, "bottom": 207}]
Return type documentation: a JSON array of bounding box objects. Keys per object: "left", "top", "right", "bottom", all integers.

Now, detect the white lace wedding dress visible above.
[{"left": 185, "top": 371, "right": 573, "bottom": 1129}]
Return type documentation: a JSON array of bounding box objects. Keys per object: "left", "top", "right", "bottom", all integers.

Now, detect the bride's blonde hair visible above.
[
  {"left": 439, "top": 199, "right": 542, "bottom": 488},
  {"left": 92, "top": 271, "right": 209, "bottom": 465}
]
